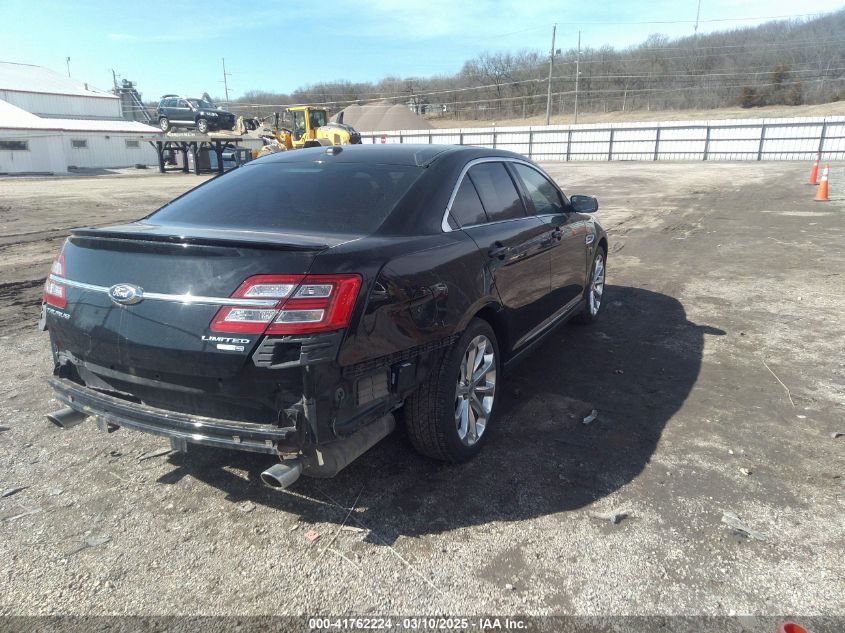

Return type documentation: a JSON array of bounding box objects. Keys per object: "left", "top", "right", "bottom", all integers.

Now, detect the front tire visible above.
[
  {"left": 405, "top": 318, "right": 500, "bottom": 463},
  {"left": 575, "top": 248, "right": 606, "bottom": 324},
  {"left": 196, "top": 118, "right": 209, "bottom": 134}
]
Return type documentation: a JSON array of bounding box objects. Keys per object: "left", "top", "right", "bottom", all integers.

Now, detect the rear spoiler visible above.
[{"left": 69, "top": 227, "right": 331, "bottom": 252}]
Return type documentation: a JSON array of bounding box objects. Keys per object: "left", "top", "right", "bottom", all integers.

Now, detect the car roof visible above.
[{"left": 253, "top": 143, "right": 528, "bottom": 168}]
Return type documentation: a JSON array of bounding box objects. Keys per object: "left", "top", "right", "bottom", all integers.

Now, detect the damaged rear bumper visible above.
[{"left": 48, "top": 377, "right": 295, "bottom": 454}]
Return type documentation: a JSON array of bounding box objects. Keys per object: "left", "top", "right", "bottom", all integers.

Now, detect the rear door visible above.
[
  {"left": 511, "top": 163, "right": 587, "bottom": 313},
  {"left": 449, "top": 161, "right": 554, "bottom": 352},
  {"left": 172, "top": 99, "right": 193, "bottom": 124}
]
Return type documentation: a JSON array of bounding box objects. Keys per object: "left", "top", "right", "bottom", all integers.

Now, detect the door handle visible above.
[{"left": 488, "top": 243, "right": 510, "bottom": 260}]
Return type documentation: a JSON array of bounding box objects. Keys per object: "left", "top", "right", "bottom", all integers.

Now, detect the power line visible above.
[
  {"left": 576, "top": 41, "right": 845, "bottom": 65},
  {"left": 224, "top": 64, "right": 844, "bottom": 110},
  {"left": 546, "top": 12, "right": 830, "bottom": 26},
  {"left": 224, "top": 74, "right": 843, "bottom": 113},
  {"left": 426, "top": 76, "right": 843, "bottom": 108},
  {"left": 224, "top": 39, "right": 844, "bottom": 103},
  {"left": 218, "top": 35, "right": 845, "bottom": 104},
  {"left": 441, "top": 11, "right": 834, "bottom": 49},
  {"left": 623, "top": 35, "right": 845, "bottom": 52},
  {"left": 558, "top": 67, "right": 845, "bottom": 81},
  {"left": 218, "top": 10, "right": 844, "bottom": 110},
  {"left": 225, "top": 60, "right": 843, "bottom": 108}
]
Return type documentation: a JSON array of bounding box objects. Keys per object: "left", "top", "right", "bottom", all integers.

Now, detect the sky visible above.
[{"left": 1, "top": 0, "right": 843, "bottom": 103}]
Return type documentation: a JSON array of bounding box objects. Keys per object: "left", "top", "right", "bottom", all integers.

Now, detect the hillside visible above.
[{"left": 228, "top": 10, "right": 845, "bottom": 123}]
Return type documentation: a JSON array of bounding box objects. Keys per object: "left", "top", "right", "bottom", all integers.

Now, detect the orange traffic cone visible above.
[
  {"left": 807, "top": 153, "right": 819, "bottom": 185},
  {"left": 814, "top": 164, "right": 829, "bottom": 202}
]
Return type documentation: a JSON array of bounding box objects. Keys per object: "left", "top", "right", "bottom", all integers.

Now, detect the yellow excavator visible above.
[{"left": 238, "top": 106, "right": 362, "bottom": 158}]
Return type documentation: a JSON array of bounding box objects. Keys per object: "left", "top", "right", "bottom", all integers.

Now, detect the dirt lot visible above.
[{"left": 0, "top": 162, "right": 843, "bottom": 621}]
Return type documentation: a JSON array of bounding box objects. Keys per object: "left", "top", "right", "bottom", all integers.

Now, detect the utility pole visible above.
[
  {"left": 573, "top": 31, "right": 581, "bottom": 124},
  {"left": 65, "top": 57, "right": 71, "bottom": 77},
  {"left": 544, "top": 24, "right": 557, "bottom": 125},
  {"left": 694, "top": 0, "right": 702, "bottom": 36},
  {"left": 221, "top": 58, "right": 231, "bottom": 103}
]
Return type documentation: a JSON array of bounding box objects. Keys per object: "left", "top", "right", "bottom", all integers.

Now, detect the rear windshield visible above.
[{"left": 146, "top": 162, "right": 422, "bottom": 234}]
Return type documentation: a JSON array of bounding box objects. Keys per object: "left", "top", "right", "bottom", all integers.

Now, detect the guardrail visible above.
[{"left": 359, "top": 116, "right": 845, "bottom": 161}]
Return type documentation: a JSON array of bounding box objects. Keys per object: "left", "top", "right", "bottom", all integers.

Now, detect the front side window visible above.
[
  {"left": 467, "top": 162, "right": 525, "bottom": 222},
  {"left": 513, "top": 164, "right": 565, "bottom": 216}
]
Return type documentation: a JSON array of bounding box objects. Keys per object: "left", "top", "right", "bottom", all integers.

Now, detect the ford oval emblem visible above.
[{"left": 108, "top": 283, "right": 144, "bottom": 305}]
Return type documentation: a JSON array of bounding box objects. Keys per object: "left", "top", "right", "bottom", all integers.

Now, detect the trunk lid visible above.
[{"left": 48, "top": 223, "right": 346, "bottom": 380}]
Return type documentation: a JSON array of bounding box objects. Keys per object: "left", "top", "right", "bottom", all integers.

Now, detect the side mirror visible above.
[{"left": 570, "top": 195, "right": 599, "bottom": 214}]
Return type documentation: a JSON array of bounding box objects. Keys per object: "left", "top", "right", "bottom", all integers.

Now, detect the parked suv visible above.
[
  {"left": 42, "top": 145, "right": 606, "bottom": 490},
  {"left": 156, "top": 95, "right": 236, "bottom": 134}
]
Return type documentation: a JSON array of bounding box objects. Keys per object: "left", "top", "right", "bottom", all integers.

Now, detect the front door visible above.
[
  {"left": 450, "top": 161, "right": 554, "bottom": 352},
  {"left": 172, "top": 99, "right": 193, "bottom": 124},
  {"left": 510, "top": 163, "right": 587, "bottom": 314}
]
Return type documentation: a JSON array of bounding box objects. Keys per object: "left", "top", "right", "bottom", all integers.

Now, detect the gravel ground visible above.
[{"left": 0, "top": 162, "right": 843, "bottom": 622}]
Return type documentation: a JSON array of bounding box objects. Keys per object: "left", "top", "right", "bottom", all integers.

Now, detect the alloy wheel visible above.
[
  {"left": 454, "top": 334, "right": 496, "bottom": 446},
  {"left": 589, "top": 253, "right": 605, "bottom": 316}
]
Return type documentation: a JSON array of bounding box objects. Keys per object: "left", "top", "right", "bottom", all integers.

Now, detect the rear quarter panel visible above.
[{"left": 315, "top": 232, "right": 497, "bottom": 367}]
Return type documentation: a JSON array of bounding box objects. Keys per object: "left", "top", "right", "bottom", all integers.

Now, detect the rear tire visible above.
[
  {"left": 575, "top": 247, "right": 606, "bottom": 324},
  {"left": 159, "top": 117, "right": 170, "bottom": 132},
  {"left": 405, "top": 318, "right": 500, "bottom": 463}
]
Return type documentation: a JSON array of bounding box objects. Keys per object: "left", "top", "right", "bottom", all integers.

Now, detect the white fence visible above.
[{"left": 359, "top": 116, "right": 845, "bottom": 162}]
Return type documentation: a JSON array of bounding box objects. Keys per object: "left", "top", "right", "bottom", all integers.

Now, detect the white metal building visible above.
[{"left": 0, "top": 62, "right": 161, "bottom": 174}]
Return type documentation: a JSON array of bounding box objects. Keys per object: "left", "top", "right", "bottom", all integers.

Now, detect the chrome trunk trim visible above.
[{"left": 49, "top": 275, "right": 279, "bottom": 307}]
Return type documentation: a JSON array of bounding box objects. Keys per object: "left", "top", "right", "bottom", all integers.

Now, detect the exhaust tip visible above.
[
  {"left": 46, "top": 407, "right": 87, "bottom": 429},
  {"left": 261, "top": 459, "right": 303, "bottom": 490}
]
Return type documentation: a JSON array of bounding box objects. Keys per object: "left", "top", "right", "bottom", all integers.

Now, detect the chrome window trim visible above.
[
  {"left": 510, "top": 161, "right": 569, "bottom": 215},
  {"left": 441, "top": 157, "right": 561, "bottom": 232},
  {"left": 49, "top": 275, "right": 279, "bottom": 307}
]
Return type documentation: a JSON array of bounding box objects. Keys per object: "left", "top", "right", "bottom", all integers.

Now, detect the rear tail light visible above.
[
  {"left": 209, "top": 274, "right": 361, "bottom": 335},
  {"left": 43, "top": 254, "right": 66, "bottom": 308}
]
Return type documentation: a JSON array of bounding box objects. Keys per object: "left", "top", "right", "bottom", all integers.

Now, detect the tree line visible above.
[{"left": 224, "top": 10, "right": 845, "bottom": 121}]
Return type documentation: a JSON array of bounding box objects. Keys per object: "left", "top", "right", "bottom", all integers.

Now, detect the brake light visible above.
[
  {"left": 43, "top": 254, "right": 66, "bottom": 308},
  {"left": 209, "top": 274, "right": 361, "bottom": 335}
]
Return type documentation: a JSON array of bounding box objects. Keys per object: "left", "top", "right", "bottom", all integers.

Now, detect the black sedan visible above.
[{"left": 41, "top": 145, "right": 607, "bottom": 489}]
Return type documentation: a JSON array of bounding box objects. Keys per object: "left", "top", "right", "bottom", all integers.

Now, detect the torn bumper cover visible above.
[{"left": 48, "top": 377, "right": 295, "bottom": 454}]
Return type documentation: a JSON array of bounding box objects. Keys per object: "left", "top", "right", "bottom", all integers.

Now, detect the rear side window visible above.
[
  {"left": 467, "top": 162, "right": 525, "bottom": 222},
  {"left": 147, "top": 162, "right": 423, "bottom": 235},
  {"left": 450, "top": 177, "right": 488, "bottom": 227},
  {"left": 513, "top": 164, "right": 565, "bottom": 216}
]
